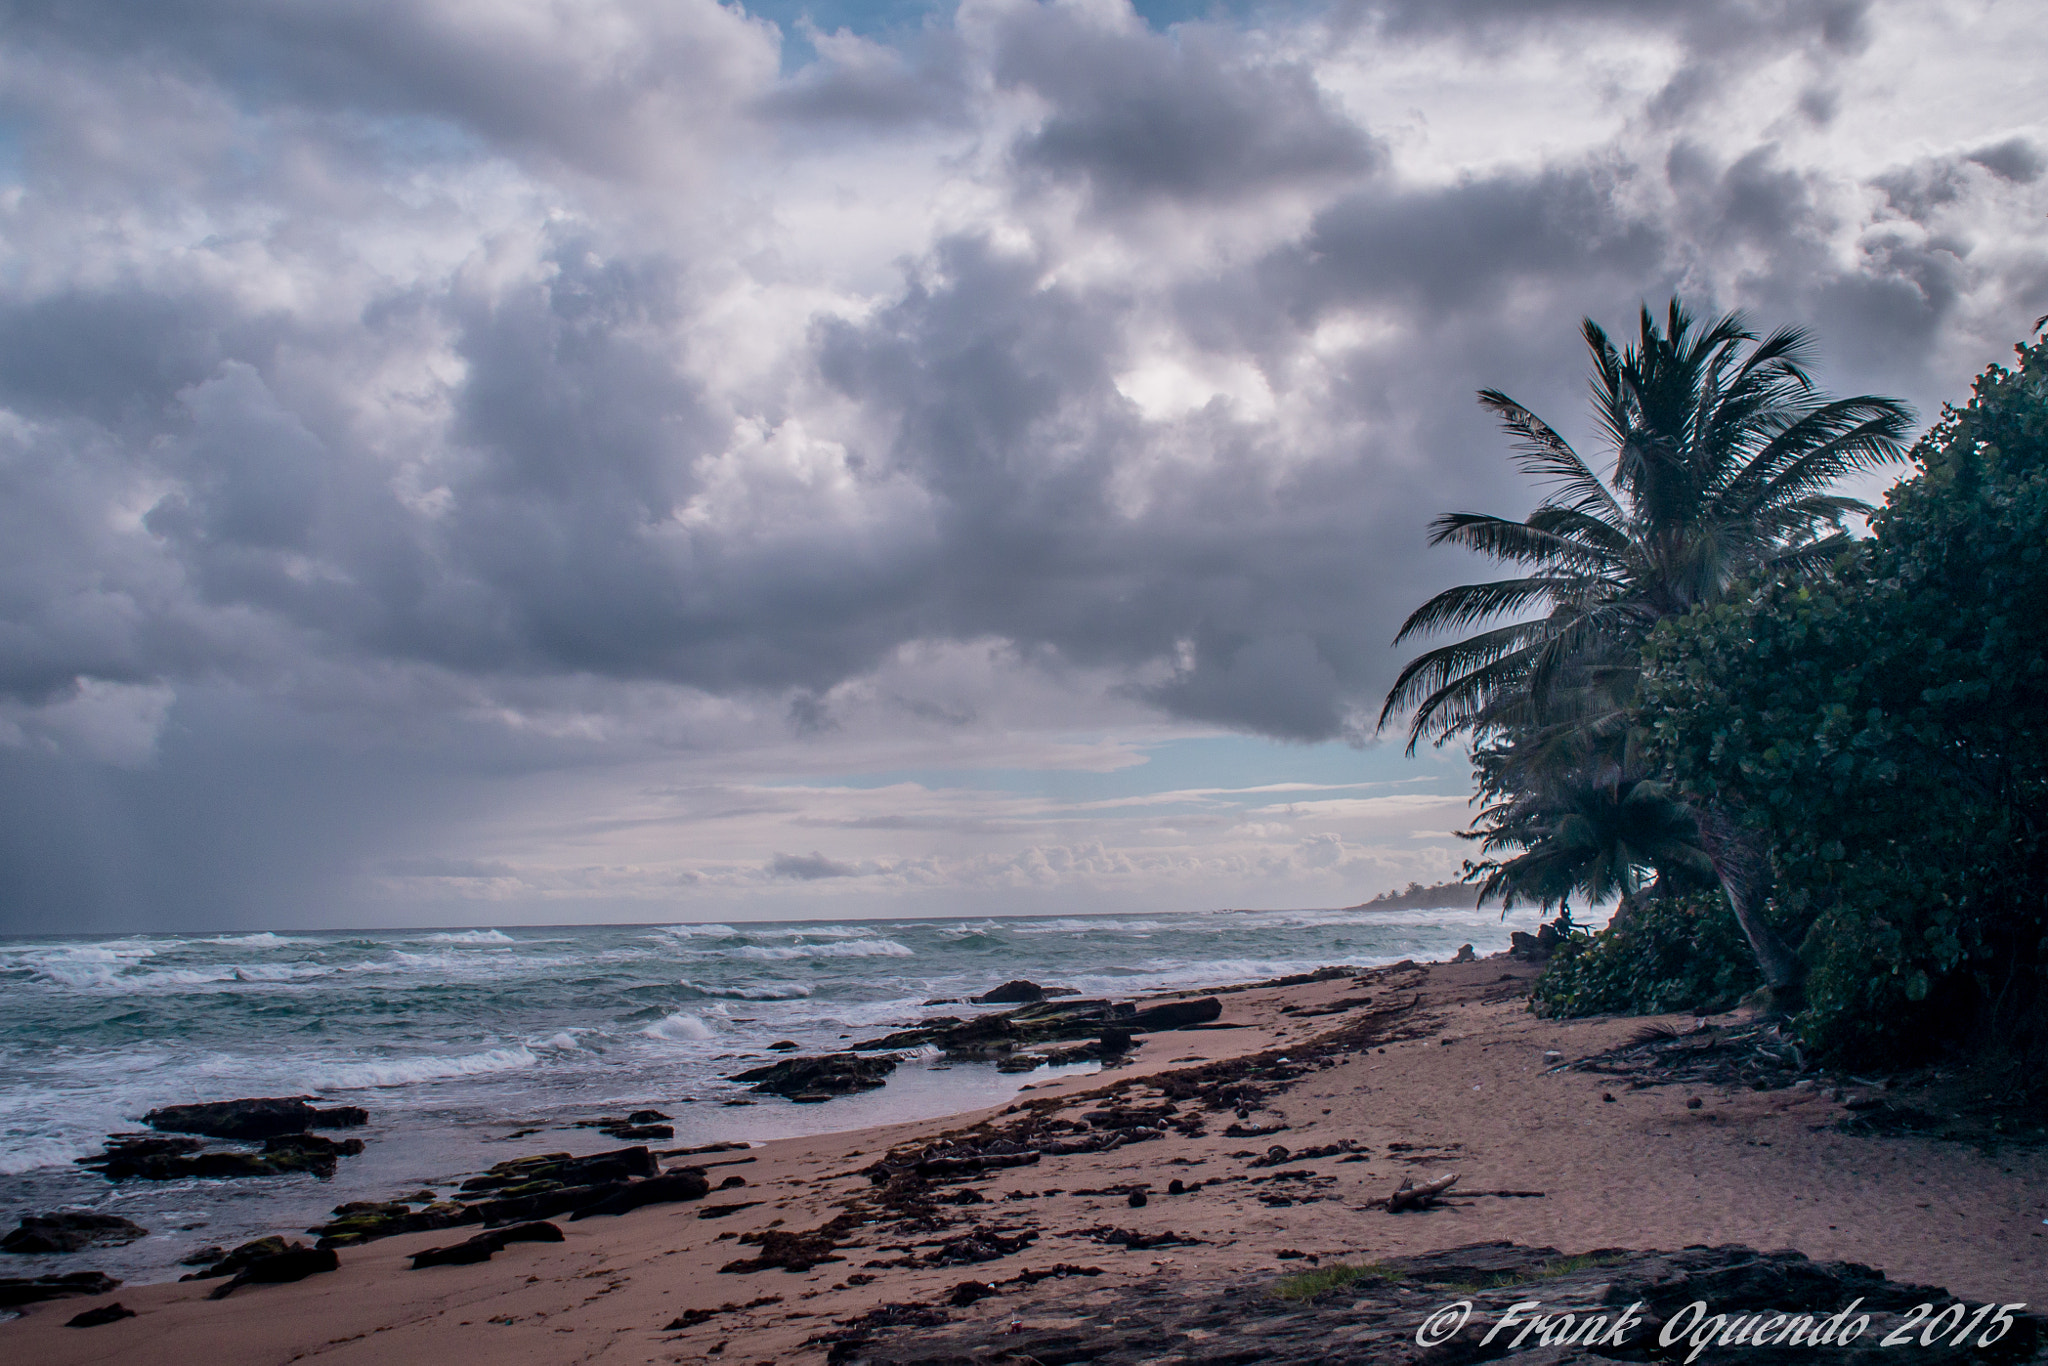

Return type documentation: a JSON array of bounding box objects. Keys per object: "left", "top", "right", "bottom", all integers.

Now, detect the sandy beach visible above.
[{"left": 7, "top": 955, "right": 2044, "bottom": 1364}]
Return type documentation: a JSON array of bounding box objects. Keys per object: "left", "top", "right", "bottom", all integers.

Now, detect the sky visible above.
[{"left": 0, "top": 0, "right": 2042, "bottom": 933}]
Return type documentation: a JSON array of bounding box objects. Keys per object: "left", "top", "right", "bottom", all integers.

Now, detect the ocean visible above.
[{"left": 0, "top": 904, "right": 1534, "bottom": 1285}]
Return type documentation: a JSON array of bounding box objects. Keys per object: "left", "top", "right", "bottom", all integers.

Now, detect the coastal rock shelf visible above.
[
  {"left": 144, "top": 1098, "right": 367, "bottom": 1141},
  {"left": 817, "top": 1242, "right": 2048, "bottom": 1365},
  {"left": 312, "top": 1144, "right": 718, "bottom": 1246}
]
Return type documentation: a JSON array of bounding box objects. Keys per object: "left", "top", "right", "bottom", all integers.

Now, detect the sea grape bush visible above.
[
  {"left": 1530, "top": 892, "right": 1766, "bottom": 1019},
  {"left": 1638, "top": 331, "right": 2048, "bottom": 1068}
]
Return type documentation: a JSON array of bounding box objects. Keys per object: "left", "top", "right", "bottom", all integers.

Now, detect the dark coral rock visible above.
[
  {"left": 1, "top": 1212, "right": 147, "bottom": 1255},
  {"left": 0, "top": 1271, "right": 121, "bottom": 1307},
  {"left": 143, "top": 1097, "right": 364, "bottom": 1140},
  {"left": 206, "top": 1244, "right": 339, "bottom": 1299},
  {"left": 410, "top": 1222, "right": 563, "bottom": 1269},
  {"left": 730, "top": 1053, "right": 897, "bottom": 1098},
  {"left": 65, "top": 1300, "right": 136, "bottom": 1327}
]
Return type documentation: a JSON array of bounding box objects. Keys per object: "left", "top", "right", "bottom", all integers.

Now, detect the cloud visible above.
[
  {"left": 0, "top": 0, "right": 2040, "bottom": 928},
  {"left": 768, "top": 850, "right": 864, "bottom": 879}
]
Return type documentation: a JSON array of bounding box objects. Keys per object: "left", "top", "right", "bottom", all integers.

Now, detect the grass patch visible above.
[
  {"left": 1274, "top": 1262, "right": 1404, "bottom": 1302},
  {"left": 1439, "top": 1253, "right": 1630, "bottom": 1294}
]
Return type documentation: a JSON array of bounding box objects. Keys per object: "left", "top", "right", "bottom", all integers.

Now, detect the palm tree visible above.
[{"left": 1380, "top": 300, "right": 1913, "bottom": 994}]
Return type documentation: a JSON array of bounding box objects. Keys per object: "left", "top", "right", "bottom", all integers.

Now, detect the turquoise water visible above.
[{"left": 0, "top": 905, "right": 1532, "bottom": 1284}]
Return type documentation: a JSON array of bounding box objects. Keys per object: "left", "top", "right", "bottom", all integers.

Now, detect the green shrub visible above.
[{"left": 1530, "top": 892, "right": 1767, "bottom": 1018}]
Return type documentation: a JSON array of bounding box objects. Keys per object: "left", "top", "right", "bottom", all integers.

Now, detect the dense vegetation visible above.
[
  {"left": 1386, "top": 305, "right": 2048, "bottom": 1078},
  {"left": 1642, "top": 330, "right": 2048, "bottom": 1067}
]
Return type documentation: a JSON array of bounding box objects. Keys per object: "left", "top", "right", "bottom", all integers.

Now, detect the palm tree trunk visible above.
[{"left": 1692, "top": 802, "right": 1804, "bottom": 1000}]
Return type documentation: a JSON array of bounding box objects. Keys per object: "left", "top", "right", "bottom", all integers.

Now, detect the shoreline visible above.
[{"left": 6, "top": 955, "right": 2044, "bottom": 1363}]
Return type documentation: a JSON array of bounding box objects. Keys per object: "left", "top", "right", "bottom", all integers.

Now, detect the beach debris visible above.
[
  {"left": 0, "top": 1271, "right": 122, "bottom": 1307},
  {"left": 409, "top": 1221, "right": 563, "bottom": 1268},
  {"left": 729, "top": 1053, "right": 898, "bottom": 1099},
  {"left": 1068, "top": 1225, "right": 1204, "bottom": 1249},
  {"left": 64, "top": 1300, "right": 135, "bottom": 1327},
  {"left": 2, "top": 1212, "right": 148, "bottom": 1255},
  {"left": 1223, "top": 1121, "right": 1289, "bottom": 1138},
  {"left": 719, "top": 1222, "right": 852, "bottom": 1274},
  {"left": 1559, "top": 1019, "right": 1811, "bottom": 1093},
  {"left": 568, "top": 1167, "right": 711, "bottom": 1219},
  {"left": 662, "top": 1295, "right": 783, "bottom": 1330},
  {"left": 204, "top": 1243, "right": 339, "bottom": 1298},
  {"left": 144, "top": 1097, "right": 366, "bottom": 1141},
  {"left": 1383, "top": 1171, "right": 1459, "bottom": 1212}
]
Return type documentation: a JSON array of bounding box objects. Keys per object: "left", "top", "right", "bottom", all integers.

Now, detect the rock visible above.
[
  {"left": 456, "top": 1147, "right": 659, "bottom": 1194},
  {"left": 975, "top": 980, "right": 1049, "bottom": 1004},
  {"left": 0, "top": 1272, "right": 122, "bottom": 1307},
  {"left": 469, "top": 1183, "right": 626, "bottom": 1227},
  {"left": 206, "top": 1244, "right": 339, "bottom": 1299},
  {"left": 768, "top": 1040, "right": 801, "bottom": 1051},
  {"left": 729, "top": 1053, "right": 897, "bottom": 1098},
  {"left": 179, "top": 1236, "right": 292, "bottom": 1280},
  {"left": 1508, "top": 930, "right": 1550, "bottom": 962},
  {"left": 411, "top": 1222, "right": 563, "bottom": 1269},
  {"left": 78, "top": 1134, "right": 350, "bottom": 1182},
  {"left": 599, "top": 1124, "right": 673, "bottom": 1140},
  {"left": 1, "top": 1212, "right": 148, "bottom": 1255},
  {"left": 626, "top": 1109, "right": 670, "bottom": 1124},
  {"left": 65, "top": 1301, "right": 136, "bottom": 1327},
  {"left": 568, "top": 1169, "right": 712, "bottom": 1219},
  {"left": 1098, "top": 1027, "right": 1133, "bottom": 1053},
  {"left": 144, "top": 1098, "right": 366, "bottom": 1140},
  {"left": 1126, "top": 1191, "right": 1147, "bottom": 1208},
  {"left": 179, "top": 1245, "right": 225, "bottom": 1266},
  {"left": 1452, "top": 943, "right": 1477, "bottom": 963},
  {"left": 1129, "top": 997, "right": 1222, "bottom": 1030},
  {"left": 995, "top": 1053, "right": 1046, "bottom": 1073},
  {"left": 824, "top": 1242, "right": 2033, "bottom": 1366},
  {"left": 311, "top": 1201, "right": 479, "bottom": 1249}
]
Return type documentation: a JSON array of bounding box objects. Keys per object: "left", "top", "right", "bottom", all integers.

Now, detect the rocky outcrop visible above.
[
  {"left": 1129, "top": 997, "right": 1222, "bottom": 1030},
  {"left": 567, "top": 1168, "right": 711, "bottom": 1219},
  {"left": 0, "top": 1271, "right": 120, "bottom": 1307},
  {"left": 973, "top": 981, "right": 1080, "bottom": 1004},
  {"left": 1, "top": 1212, "right": 147, "bottom": 1255},
  {"left": 205, "top": 1243, "right": 338, "bottom": 1299},
  {"left": 311, "top": 1200, "right": 480, "bottom": 1249},
  {"left": 144, "top": 1097, "right": 367, "bottom": 1140},
  {"left": 817, "top": 1242, "right": 2046, "bottom": 1366},
  {"left": 729, "top": 1053, "right": 897, "bottom": 1099},
  {"left": 410, "top": 1221, "right": 563, "bottom": 1269},
  {"left": 456, "top": 1146, "right": 659, "bottom": 1195},
  {"left": 78, "top": 1130, "right": 362, "bottom": 1181},
  {"left": 65, "top": 1301, "right": 136, "bottom": 1327}
]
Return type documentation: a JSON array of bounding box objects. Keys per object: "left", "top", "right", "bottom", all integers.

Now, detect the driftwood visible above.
[{"left": 1384, "top": 1172, "right": 1459, "bottom": 1212}]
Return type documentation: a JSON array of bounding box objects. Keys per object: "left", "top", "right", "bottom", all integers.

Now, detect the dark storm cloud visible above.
[
  {"left": 0, "top": 0, "right": 2039, "bottom": 930},
  {"left": 769, "top": 850, "right": 862, "bottom": 879},
  {"left": 0, "top": 0, "right": 775, "bottom": 176},
  {"left": 1267, "top": 163, "right": 1667, "bottom": 318},
  {"left": 994, "top": 6, "right": 1379, "bottom": 208}
]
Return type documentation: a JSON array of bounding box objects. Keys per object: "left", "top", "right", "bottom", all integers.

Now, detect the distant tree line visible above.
[
  {"left": 1381, "top": 302, "right": 2048, "bottom": 1086},
  {"left": 1347, "top": 880, "right": 1483, "bottom": 911}
]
